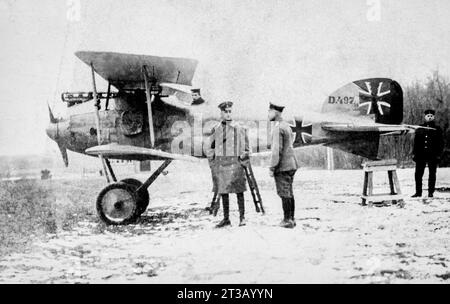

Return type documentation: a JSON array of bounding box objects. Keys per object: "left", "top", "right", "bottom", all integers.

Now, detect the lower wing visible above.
[{"left": 85, "top": 143, "right": 201, "bottom": 162}]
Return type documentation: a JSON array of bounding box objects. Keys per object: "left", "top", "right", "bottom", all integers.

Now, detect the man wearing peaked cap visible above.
[
  {"left": 268, "top": 102, "right": 300, "bottom": 228},
  {"left": 411, "top": 109, "right": 444, "bottom": 198},
  {"left": 206, "top": 101, "right": 250, "bottom": 228},
  {"left": 269, "top": 102, "right": 285, "bottom": 112},
  {"left": 204, "top": 102, "right": 235, "bottom": 216},
  {"left": 191, "top": 88, "right": 205, "bottom": 105},
  {"left": 218, "top": 101, "right": 233, "bottom": 110}
]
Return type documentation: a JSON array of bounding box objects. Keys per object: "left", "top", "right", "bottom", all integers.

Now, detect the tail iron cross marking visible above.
[
  {"left": 288, "top": 118, "right": 312, "bottom": 144},
  {"left": 357, "top": 81, "right": 391, "bottom": 116}
]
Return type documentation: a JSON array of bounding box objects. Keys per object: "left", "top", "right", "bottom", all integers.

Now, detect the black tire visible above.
[
  {"left": 120, "top": 178, "right": 150, "bottom": 215},
  {"left": 96, "top": 182, "right": 139, "bottom": 225}
]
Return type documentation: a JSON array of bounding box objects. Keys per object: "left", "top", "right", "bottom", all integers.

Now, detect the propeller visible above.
[
  {"left": 58, "top": 142, "right": 69, "bottom": 167},
  {"left": 46, "top": 104, "right": 69, "bottom": 167},
  {"left": 48, "top": 104, "right": 58, "bottom": 124}
]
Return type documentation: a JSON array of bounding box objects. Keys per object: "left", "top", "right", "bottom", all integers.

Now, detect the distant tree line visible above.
[
  {"left": 0, "top": 155, "right": 54, "bottom": 178},
  {"left": 380, "top": 71, "right": 450, "bottom": 168}
]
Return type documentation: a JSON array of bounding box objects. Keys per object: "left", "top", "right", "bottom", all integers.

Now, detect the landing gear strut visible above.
[{"left": 96, "top": 160, "right": 172, "bottom": 225}]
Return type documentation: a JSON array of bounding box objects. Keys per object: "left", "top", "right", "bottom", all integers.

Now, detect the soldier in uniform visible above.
[
  {"left": 207, "top": 101, "right": 249, "bottom": 228},
  {"left": 412, "top": 109, "right": 444, "bottom": 198},
  {"left": 191, "top": 88, "right": 206, "bottom": 105},
  {"left": 268, "top": 102, "right": 300, "bottom": 228}
]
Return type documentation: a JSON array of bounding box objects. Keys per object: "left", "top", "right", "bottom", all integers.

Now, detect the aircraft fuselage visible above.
[{"left": 46, "top": 95, "right": 332, "bottom": 162}]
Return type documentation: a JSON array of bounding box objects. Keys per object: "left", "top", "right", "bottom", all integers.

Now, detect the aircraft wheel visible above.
[
  {"left": 96, "top": 182, "right": 139, "bottom": 225},
  {"left": 120, "top": 178, "right": 150, "bottom": 215}
]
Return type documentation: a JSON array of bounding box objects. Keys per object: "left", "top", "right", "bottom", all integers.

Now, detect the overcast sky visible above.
[{"left": 0, "top": 0, "right": 449, "bottom": 156}]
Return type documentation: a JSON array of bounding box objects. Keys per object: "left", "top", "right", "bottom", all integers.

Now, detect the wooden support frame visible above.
[{"left": 361, "top": 159, "right": 404, "bottom": 207}]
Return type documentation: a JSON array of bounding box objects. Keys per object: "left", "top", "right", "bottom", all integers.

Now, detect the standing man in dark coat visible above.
[
  {"left": 207, "top": 101, "right": 250, "bottom": 228},
  {"left": 268, "top": 102, "right": 300, "bottom": 228},
  {"left": 412, "top": 109, "right": 444, "bottom": 198}
]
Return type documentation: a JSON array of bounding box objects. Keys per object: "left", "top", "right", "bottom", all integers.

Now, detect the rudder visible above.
[{"left": 322, "top": 78, "right": 403, "bottom": 124}]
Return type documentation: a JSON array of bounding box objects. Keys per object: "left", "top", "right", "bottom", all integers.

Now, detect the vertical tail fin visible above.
[{"left": 322, "top": 78, "right": 403, "bottom": 124}]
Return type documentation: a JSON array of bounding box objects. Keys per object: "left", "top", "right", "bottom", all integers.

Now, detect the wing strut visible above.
[
  {"left": 90, "top": 62, "right": 113, "bottom": 183},
  {"left": 142, "top": 65, "right": 156, "bottom": 147},
  {"left": 105, "top": 82, "right": 111, "bottom": 110}
]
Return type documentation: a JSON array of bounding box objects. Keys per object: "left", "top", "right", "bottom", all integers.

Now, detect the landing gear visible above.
[
  {"left": 96, "top": 182, "right": 139, "bottom": 225},
  {"left": 120, "top": 178, "right": 149, "bottom": 215},
  {"left": 96, "top": 160, "right": 172, "bottom": 225}
]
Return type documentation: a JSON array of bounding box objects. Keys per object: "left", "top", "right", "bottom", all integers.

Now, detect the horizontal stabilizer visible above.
[
  {"left": 75, "top": 51, "right": 198, "bottom": 90},
  {"left": 85, "top": 144, "right": 200, "bottom": 162},
  {"left": 321, "top": 123, "right": 425, "bottom": 133}
]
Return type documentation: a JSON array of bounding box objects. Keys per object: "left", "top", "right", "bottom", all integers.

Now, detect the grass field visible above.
[{"left": 0, "top": 178, "right": 105, "bottom": 256}]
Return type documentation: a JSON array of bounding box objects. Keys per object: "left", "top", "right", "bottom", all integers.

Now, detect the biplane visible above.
[{"left": 46, "top": 51, "right": 421, "bottom": 225}]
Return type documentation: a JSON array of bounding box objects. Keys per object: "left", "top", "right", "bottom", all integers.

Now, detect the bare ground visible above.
[{"left": 0, "top": 162, "right": 449, "bottom": 283}]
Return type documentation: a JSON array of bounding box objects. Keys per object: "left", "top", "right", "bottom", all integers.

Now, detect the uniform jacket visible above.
[
  {"left": 192, "top": 97, "right": 205, "bottom": 105},
  {"left": 207, "top": 121, "right": 249, "bottom": 194},
  {"left": 413, "top": 121, "right": 444, "bottom": 162},
  {"left": 208, "top": 159, "right": 218, "bottom": 193},
  {"left": 270, "top": 119, "right": 300, "bottom": 173}
]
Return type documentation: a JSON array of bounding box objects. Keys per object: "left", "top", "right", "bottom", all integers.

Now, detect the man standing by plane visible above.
[
  {"left": 412, "top": 109, "right": 444, "bottom": 198},
  {"left": 268, "top": 102, "right": 300, "bottom": 228},
  {"left": 207, "top": 101, "right": 249, "bottom": 228},
  {"left": 191, "top": 88, "right": 206, "bottom": 105}
]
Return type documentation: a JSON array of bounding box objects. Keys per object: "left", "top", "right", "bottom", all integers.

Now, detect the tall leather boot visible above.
[
  {"left": 290, "top": 197, "right": 296, "bottom": 227},
  {"left": 216, "top": 194, "right": 231, "bottom": 228},
  {"left": 211, "top": 193, "right": 220, "bottom": 216},
  {"left": 280, "top": 197, "right": 294, "bottom": 228},
  {"left": 237, "top": 193, "right": 246, "bottom": 226},
  {"left": 206, "top": 192, "right": 218, "bottom": 213}
]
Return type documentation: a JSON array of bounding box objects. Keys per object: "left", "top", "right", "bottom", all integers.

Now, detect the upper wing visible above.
[
  {"left": 75, "top": 51, "right": 199, "bottom": 90},
  {"left": 85, "top": 143, "right": 201, "bottom": 162}
]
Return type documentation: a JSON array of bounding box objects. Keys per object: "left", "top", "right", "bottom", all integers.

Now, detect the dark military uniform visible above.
[
  {"left": 270, "top": 118, "right": 300, "bottom": 224},
  {"left": 412, "top": 121, "right": 444, "bottom": 196},
  {"left": 208, "top": 159, "right": 219, "bottom": 193},
  {"left": 210, "top": 121, "right": 248, "bottom": 193},
  {"left": 191, "top": 88, "right": 206, "bottom": 105},
  {"left": 208, "top": 119, "right": 249, "bottom": 226},
  {"left": 192, "top": 97, "right": 205, "bottom": 105}
]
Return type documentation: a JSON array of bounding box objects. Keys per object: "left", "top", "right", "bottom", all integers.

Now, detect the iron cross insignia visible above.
[
  {"left": 288, "top": 118, "right": 312, "bottom": 144},
  {"left": 356, "top": 81, "right": 391, "bottom": 116}
]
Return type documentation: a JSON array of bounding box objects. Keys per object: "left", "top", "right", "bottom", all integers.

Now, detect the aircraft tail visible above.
[
  {"left": 320, "top": 78, "right": 404, "bottom": 159},
  {"left": 321, "top": 78, "right": 403, "bottom": 124}
]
